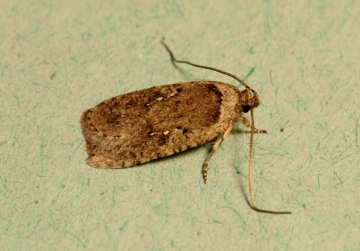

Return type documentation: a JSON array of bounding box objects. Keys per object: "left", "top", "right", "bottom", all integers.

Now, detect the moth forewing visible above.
[{"left": 81, "top": 81, "right": 242, "bottom": 168}]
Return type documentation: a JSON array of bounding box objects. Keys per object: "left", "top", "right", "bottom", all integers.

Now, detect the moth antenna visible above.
[
  {"left": 161, "top": 41, "right": 291, "bottom": 214},
  {"left": 249, "top": 109, "right": 291, "bottom": 214},
  {"left": 161, "top": 41, "right": 251, "bottom": 90}
]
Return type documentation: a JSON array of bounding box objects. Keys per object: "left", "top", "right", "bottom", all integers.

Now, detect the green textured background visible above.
[{"left": 1, "top": 0, "right": 359, "bottom": 250}]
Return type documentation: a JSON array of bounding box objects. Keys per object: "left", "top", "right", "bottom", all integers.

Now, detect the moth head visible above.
[{"left": 240, "top": 88, "right": 260, "bottom": 113}]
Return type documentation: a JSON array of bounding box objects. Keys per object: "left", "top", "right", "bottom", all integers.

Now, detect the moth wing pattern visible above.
[{"left": 81, "top": 81, "right": 243, "bottom": 168}]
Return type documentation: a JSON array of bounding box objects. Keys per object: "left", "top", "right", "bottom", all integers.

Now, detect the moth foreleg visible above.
[
  {"left": 202, "top": 124, "right": 234, "bottom": 184},
  {"left": 238, "top": 115, "right": 267, "bottom": 134}
]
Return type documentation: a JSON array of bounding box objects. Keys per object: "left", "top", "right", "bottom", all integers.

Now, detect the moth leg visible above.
[
  {"left": 239, "top": 115, "right": 267, "bottom": 133},
  {"left": 203, "top": 125, "right": 233, "bottom": 184}
]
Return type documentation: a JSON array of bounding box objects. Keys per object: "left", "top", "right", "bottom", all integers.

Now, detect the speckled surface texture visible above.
[{"left": 1, "top": 1, "right": 359, "bottom": 250}]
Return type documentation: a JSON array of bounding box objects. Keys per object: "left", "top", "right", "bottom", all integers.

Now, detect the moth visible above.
[{"left": 81, "top": 41, "right": 291, "bottom": 214}]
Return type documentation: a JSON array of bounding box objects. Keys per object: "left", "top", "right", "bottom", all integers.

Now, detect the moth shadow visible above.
[
  {"left": 230, "top": 128, "right": 249, "bottom": 135},
  {"left": 128, "top": 145, "right": 206, "bottom": 170},
  {"left": 170, "top": 62, "right": 202, "bottom": 82}
]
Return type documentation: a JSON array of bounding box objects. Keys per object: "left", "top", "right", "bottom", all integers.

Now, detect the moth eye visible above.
[{"left": 243, "top": 105, "right": 250, "bottom": 113}]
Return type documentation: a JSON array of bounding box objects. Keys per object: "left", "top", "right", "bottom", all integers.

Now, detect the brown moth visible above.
[{"left": 80, "top": 42, "right": 291, "bottom": 214}]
